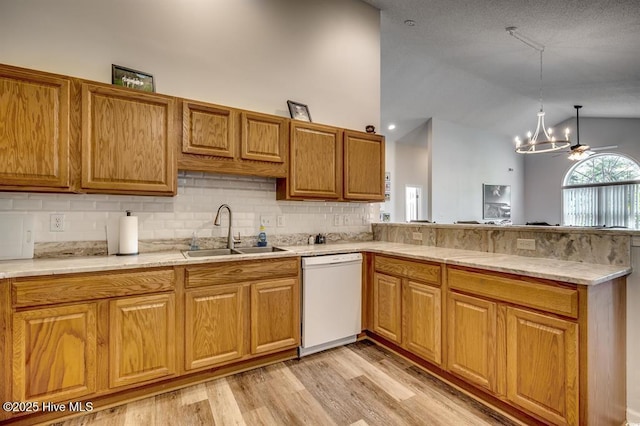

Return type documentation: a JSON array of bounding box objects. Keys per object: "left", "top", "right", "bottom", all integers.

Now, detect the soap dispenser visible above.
[{"left": 257, "top": 226, "right": 267, "bottom": 247}]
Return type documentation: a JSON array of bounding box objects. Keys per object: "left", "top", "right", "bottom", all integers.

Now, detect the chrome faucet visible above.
[{"left": 214, "top": 204, "right": 240, "bottom": 249}]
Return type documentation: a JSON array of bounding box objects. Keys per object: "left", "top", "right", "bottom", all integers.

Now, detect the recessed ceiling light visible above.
[
  {"left": 404, "top": 20, "right": 416, "bottom": 27},
  {"left": 388, "top": 124, "right": 396, "bottom": 130}
]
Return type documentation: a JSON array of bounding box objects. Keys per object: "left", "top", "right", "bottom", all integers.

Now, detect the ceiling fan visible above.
[{"left": 556, "top": 105, "right": 618, "bottom": 160}]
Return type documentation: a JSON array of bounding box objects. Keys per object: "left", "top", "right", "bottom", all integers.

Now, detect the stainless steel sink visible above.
[
  {"left": 182, "top": 248, "right": 242, "bottom": 258},
  {"left": 182, "top": 246, "right": 287, "bottom": 258},
  {"left": 234, "top": 246, "right": 287, "bottom": 254}
]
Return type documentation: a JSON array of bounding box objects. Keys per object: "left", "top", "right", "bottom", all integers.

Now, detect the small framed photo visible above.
[
  {"left": 287, "top": 100, "right": 312, "bottom": 122},
  {"left": 112, "top": 64, "right": 155, "bottom": 92}
]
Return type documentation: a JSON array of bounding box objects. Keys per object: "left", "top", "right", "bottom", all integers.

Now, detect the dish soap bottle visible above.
[{"left": 257, "top": 226, "right": 267, "bottom": 247}]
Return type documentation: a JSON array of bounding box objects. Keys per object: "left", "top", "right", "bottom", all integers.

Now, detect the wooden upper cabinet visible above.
[
  {"left": 278, "top": 121, "right": 341, "bottom": 199},
  {"left": 182, "top": 100, "right": 235, "bottom": 158},
  {"left": 81, "top": 83, "right": 176, "bottom": 195},
  {"left": 178, "top": 102, "right": 288, "bottom": 178},
  {"left": 240, "top": 111, "right": 287, "bottom": 164},
  {"left": 343, "top": 130, "right": 385, "bottom": 201},
  {"left": 12, "top": 303, "right": 97, "bottom": 403},
  {"left": 0, "top": 65, "right": 71, "bottom": 190}
]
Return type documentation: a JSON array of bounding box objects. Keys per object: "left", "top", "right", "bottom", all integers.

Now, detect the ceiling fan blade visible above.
[{"left": 590, "top": 145, "right": 618, "bottom": 151}]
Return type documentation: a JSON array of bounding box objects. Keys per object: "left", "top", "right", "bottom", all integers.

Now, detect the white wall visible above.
[
  {"left": 0, "top": 0, "right": 380, "bottom": 131},
  {"left": 430, "top": 118, "right": 524, "bottom": 224},
  {"left": 381, "top": 138, "right": 396, "bottom": 220},
  {"left": 524, "top": 118, "right": 640, "bottom": 225},
  {"left": 393, "top": 122, "right": 430, "bottom": 221}
]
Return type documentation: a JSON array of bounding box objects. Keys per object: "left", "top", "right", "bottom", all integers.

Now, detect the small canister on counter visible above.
[{"left": 308, "top": 235, "right": 315, "bottom": 245}]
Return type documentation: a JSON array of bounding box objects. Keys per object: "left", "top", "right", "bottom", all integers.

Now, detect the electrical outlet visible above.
[
  {"left": 412, "top": 232, "right": 423, "bottom": 241},
  {"left": 260, "top": 215, "right": 274, "bottom": 227},
  {"left": 343, "top": 215, "right": 350, "bottom": 226},
  {"left": 516, "top": 238, "right": 536, "bottom": 251},
  {"left": 276, "top": 215, "right": 285, "bottom": 227},
  {"left": 50, "top": 213, "right": 65, "bottom": 232},
  {"left": 333, "top": 214, "right": 342, "bottom": 226}
]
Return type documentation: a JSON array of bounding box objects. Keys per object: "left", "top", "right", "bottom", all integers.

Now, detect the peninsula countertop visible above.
[{"left": 0, "top": 241, "right": 631, "bottom": 285}]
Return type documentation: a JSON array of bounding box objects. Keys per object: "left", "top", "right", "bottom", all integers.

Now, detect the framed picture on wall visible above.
[
  {"left": 483, "top": 184, "right": 511, "bottom": 219},
  {"left": 112, "top": 64, "right": 155, "bottom": 92},
  {"left": 287, "top": 100, "right": 312, "bottom": 122}
]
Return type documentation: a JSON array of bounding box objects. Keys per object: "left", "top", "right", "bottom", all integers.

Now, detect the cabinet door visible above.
[
  {"left": 240, "top": 111, "right": 287, "bottom": 163},
  {"left": 372, "top": 272, "right": 402, "bottom": 343},
  {"left": 287, "top": 122, "right": 341, "bottom": 199},
  {"left": 403, "top": 280, "right": 441, "bottom": 365},
  {"left": 447, "top": 292, "right": 498, "bottom": 393},
  {"left": 0, "top": 66, "right": 70, "bottom": 189},
  {"left": 82, "top": 84, "right": 176, "bottom": 195},
  {"left": 250, "top": 278, "right": 300, "bottom": 355},
  {"left": 109, "top": 294, "right": 176, "bottom": 388},
  {"left": 182, "top": 100, "right": 235, "bottom": 158},
  {"left": 506, "top": 307, "right": 578, "bottom": 426},
  {"left": 12, "top": 304, "right": 97, "bottom": 402},
  {"left": 343, "top": 131, "right": 384, "bottom": 201},
  {"left": 185, "top": 285, "right": 245, "bottom": 370}
]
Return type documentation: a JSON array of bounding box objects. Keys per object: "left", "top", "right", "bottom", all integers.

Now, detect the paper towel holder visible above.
[{"left": 116, "top": 210, "right": 139, "bottom": 256}]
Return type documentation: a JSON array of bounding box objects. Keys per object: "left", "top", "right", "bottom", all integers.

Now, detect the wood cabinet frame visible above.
[
  {"left": 0, "top": 65, "right": 74, "bottom": 191},
  {"left": 81, "top": 83, "right": 177, "bottom": 195}
]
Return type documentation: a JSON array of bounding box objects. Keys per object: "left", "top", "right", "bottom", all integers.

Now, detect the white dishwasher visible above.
[{"left": 299, "top": 253, "right": 363, "bottom": 357}]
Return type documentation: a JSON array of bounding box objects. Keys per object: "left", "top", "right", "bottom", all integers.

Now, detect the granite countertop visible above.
[{"left": 0, "top": 241, "right": 631, "bottom": 285}]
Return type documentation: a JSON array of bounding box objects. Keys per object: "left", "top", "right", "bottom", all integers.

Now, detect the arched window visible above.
[{"left": 563, "top": 153, "right": 640, "bottom": 228}]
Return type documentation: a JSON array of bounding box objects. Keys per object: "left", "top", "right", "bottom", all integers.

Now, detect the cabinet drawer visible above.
[
  {"left": 13, "top": 268, "right": 175, "bottom": 308},
  {"left": 447, "top": 268, "right": 578, "bottom": 318},
  {"left": 185, "top": 257, "right": 299, "bottom": 288},
  {"left": 375, "top": 255, "right": 440, "bottom": 285}
]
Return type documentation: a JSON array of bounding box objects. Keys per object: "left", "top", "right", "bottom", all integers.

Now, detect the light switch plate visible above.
[{"left": 412, "top": 232, "right": 423, "bottom": 241}]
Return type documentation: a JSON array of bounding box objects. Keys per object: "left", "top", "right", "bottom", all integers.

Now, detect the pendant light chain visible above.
[
  {"left": 507, "top": 26, "right": 570, "bottom": 154},
  {"left": 539, "top": 48, "right": 544, "bottom": 112}
]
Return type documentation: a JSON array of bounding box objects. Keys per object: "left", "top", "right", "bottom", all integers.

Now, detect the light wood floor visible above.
[{"left": 54, "top": 341, "right": 516, "bottom": 426}]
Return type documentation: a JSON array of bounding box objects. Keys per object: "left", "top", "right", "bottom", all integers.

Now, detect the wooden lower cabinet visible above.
[
  {"left": 251, "top": 278, "right": 300, "bottom": 355},
  {"left": 371, "top": 256, "right": 442, "bottom": 364},
  {"left": 185, "top": 284, "right": 246, "bottom": 370},
  {"left": 372, "top": 272, "right": 402, "bottom": 343},
  {"left": 447, "top": 292, "right": 498, "bottom": 393},
  {"left": 109, "top": 294, "right": 176, "bottom": 388},
  {"left": 403, "top": 280, "right": 441, "bottom": 365},
  {"left": 12, "top": 303, "right": 97, "bottom": 402},
  {"left": 506, "top": 307, "right": 578, "bottom": 426}
]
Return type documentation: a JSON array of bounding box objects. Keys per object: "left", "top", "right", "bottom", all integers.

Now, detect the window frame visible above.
[{"left": 562, "top": 153, "right": 640, "bottom": 228}]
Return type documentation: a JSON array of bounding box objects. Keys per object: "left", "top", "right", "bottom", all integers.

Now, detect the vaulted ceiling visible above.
[{"left": 362, "top": 0, "right": 640, "bottom": 142}]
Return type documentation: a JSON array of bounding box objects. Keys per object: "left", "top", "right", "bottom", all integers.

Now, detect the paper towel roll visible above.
[{"left": 119, "top": 212, "right": 138, "bottom": 255}]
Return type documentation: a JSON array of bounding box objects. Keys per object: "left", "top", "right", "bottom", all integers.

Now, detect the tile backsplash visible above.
[{"left": 0, "top": 172, "right": 380, "bottom": 244}]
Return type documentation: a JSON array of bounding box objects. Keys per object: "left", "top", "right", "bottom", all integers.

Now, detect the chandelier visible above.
[{"left": 506, "top": 27, "right": 571, "bottom": 154}]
